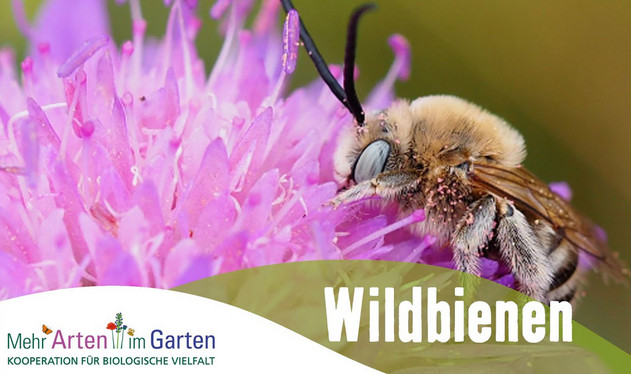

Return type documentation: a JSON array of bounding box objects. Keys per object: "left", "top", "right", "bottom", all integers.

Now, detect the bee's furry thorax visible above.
[{"left": 362, "top": 96, "right": 525, "bottom": 168}]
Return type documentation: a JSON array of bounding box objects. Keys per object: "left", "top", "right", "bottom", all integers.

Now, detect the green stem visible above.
[{"left": 111, "top": 331, "right": 114, "bottom": 349}]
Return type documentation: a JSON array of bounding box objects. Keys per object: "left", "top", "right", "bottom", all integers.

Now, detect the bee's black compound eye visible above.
[
  {"left": 352, "top": 140, "right": 391, "bottom": 183},
  {"left": 456, "top": 161, "right": 471, "bottom": 172}
]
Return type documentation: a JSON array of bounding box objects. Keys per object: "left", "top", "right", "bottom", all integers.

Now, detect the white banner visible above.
[{"left": 0, "top": 287, "right": 381, "bottom": 373}]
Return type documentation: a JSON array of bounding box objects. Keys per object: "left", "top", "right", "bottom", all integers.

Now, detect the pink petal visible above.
[
  {"left": 233, "top": 169, "right": 279, "bottom": 235},
  {"left": 163, "top": 239, "right": 212, "bottom": 288},
  {"left": 193, "top": 194, "right": 237, "bottom": 252},
  {"left": 229, "top": 107, "right": 272, "bottom": 193},
  {"left": 26, "top": 97, "right": 61, "bottom": 149},
  {"left": 181, "top": 138, "right": 230, "bottom": 225},
  {"left": 133, "top": 181, "right": 166, "bottom": 235},
  {"left": 549, "top": 181, "right": 573, "bottom": 202},
  {"left": 138, "top": 67, "right": 180, "bottom": 129}
]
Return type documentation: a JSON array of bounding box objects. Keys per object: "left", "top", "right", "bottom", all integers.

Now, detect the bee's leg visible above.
[
  {"left": 330, "top": 171, "right": 420, "bottom": 208},
  {"left": 496, "top": 201, "right": 552, "bottom": 302},
  {"left": 330, "top": 180, "right": 377, "bottom": 207},
  {"left": 451, "top": 195, "right": 497, "bottom": 277}
]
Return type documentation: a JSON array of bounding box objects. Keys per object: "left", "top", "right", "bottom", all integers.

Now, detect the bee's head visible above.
[
  {"left": 281, "top": 0, "right": 375, "bottom": 126},
  {"left": 343, "top": 96, "right": 528, "bottom": 185}
]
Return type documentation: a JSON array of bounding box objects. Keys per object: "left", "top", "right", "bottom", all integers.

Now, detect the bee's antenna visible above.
[
  {"left": 343, "top": 3, "right": 375, "bottom": 126},
  {"left": 280, "top": 0, "right": 349, "bottom": 110},
  {"left": 280, "top": 1, "right": 375, "bottom": 126}
]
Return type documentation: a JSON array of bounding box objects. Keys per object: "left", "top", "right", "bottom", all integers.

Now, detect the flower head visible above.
[
  {"left": 0, "top": 0, "right": 543, "bottom": 299},
  {"left": 106, "top": 322, "right": 116, "bottom": 330}
]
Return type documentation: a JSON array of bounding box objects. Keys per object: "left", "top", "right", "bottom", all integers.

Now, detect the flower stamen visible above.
[
  {"left": 207, "top": 4, "right": 237, "bottom": 88},
  {"left": 175, "top": 0, "right": 195, "bottom": 100},
  {"left": 342, "top": 209, "right": 425, "bottom": 255},
  {"left": 57, "top": 35, "right": 110, "bottom": 78},
  {"left": 366, "top": 34, "right": 410, "bottom": 108}
]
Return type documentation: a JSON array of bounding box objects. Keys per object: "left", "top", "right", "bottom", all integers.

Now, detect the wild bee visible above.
[{"left": 280, "top": 0, "right": 627, "bottom": 303}]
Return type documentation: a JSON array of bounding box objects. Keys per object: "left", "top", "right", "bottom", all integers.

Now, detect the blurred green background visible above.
[{"left": 1, "top": 0, "right": 629, "bottom": 352}]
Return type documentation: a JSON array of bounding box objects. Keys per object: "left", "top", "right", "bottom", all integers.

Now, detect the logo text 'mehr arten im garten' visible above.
[{"left": 4, "top": 313, "right": 216, "bottom": 367}]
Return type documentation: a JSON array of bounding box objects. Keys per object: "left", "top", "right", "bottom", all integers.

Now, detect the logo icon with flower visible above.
[{"left": 106, "top": 313, "right": 131, "bottom": 349}]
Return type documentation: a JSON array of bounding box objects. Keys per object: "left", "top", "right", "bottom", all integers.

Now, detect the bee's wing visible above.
[{"left": 470, "top": 162, "right": 626, "bottom": 278}]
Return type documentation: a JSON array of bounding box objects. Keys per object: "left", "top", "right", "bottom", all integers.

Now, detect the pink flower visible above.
[{"left": 0, "top": 0, "right": 523, "bottom": 299}]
